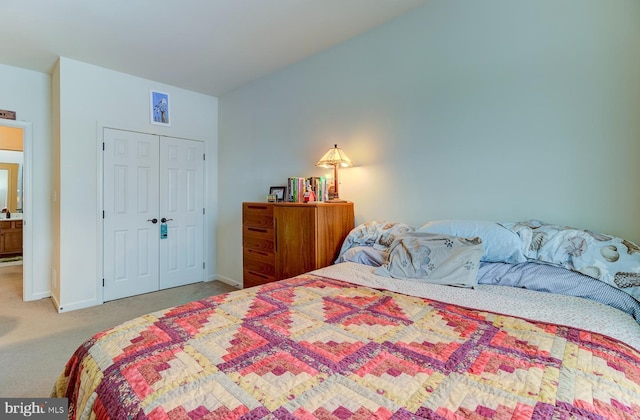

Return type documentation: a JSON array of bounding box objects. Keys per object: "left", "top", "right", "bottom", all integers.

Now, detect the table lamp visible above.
[{"left": 315, "top": 144, "right": 354, "bottom": 202}]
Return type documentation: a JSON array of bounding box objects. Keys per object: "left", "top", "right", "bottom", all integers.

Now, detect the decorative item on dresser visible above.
[{"left": 242, "top": 201, "right": 354, "bottom": 288}]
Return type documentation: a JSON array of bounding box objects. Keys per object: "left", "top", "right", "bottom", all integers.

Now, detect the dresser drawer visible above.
[
  {"left": 243, "top": 269, "right": 275, "bottom": 288},
  {"left": 243, "top": 249, "right": 275, "bottom": 277},
  {"left": 242, "top": 203, "right": 274, "bottom": 228},
  {"left": 242, "top": 226, "right": 275, "bottom": 253}
]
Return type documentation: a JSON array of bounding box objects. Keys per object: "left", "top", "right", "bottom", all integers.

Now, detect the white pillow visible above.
[
  {"left": 418, "top": 220, "right": 526, "bottom": 263},
  {"left": 374, "top": 233, "right": 484, "bottom": 288}
]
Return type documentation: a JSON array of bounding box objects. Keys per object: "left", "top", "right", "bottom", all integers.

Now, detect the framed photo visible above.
[
  {"left": 150, "top": 90, "right": 171, "bottom": 126},
  {"left": 269, "top": 186, "right": 286, "bottom": 202}
]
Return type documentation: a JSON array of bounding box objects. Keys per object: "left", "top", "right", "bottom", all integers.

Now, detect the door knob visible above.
[
  {"left": 147, "top": 218, "right": 158, "bottom": 224},
  {"left": 161, "top": 217, "right": 173, "bottom": 223}
]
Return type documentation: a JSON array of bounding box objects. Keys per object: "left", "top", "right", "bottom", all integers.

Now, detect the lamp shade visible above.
[
  {"left": 315, "top": 144, "right": 354, "bottom": 168},
  {"left": 315, "top": 144, "right": 353, "bottom": 202}
]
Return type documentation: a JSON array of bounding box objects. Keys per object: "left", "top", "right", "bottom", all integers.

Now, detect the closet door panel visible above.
[
  {"left": 103, "top": 129, "right": 160, "bottom": 301},
  {"left": 158, "top": 137, "right": 205, "bottom": 289}
]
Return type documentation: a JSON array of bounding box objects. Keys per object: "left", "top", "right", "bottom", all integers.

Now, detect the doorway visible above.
[{"left": 0, "top": 120, "right": 33, "bottom": 301}]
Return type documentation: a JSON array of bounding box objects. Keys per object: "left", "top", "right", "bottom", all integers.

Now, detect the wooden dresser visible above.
[{"left": 242, "top": 202, "right": 354, "bottom": 288}]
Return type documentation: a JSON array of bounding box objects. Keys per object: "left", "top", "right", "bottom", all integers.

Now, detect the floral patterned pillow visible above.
[
  {"left": 374, "top": 233, "right": 484, "bottom": 288},
  {"left": 337, "top": 221, "right": 415, "bottom": 257},
  {"left": 502, "top": 220, "right": 640, "bottom": 302}
]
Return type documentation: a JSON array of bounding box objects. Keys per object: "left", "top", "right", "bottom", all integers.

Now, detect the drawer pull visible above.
[
  {"left": 248, "top": 270, "right": 269, "bottom": 280},
  {"left": 248, "top": 249, "right": 269, "bottom": 257},
  {"left": 247, "top": 205, "right": 268, "bottom": 210},
  {"left": 248, "top": 227, "right": 267, "bottom": 233}
]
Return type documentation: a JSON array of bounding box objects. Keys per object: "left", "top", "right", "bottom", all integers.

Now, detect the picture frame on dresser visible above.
[{"left": 269, "top": 186, "right": 286, "bottom": 202}]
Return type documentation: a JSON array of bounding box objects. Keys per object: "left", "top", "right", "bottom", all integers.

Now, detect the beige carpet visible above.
[{"left": 0, "top": 264, "right": 238, "bottom": 397}]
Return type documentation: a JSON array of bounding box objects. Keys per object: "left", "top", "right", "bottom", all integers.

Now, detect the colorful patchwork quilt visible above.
[{"left": 53, "top": 273, "right": 640, "bottom": 419}]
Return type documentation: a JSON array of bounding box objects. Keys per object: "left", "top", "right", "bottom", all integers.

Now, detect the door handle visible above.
[
  {"left": 147, "top": 218, "right": 158, "bottom": 224},
  {"left": 161, "top": 217, "right": 173, "bottom": 223}
]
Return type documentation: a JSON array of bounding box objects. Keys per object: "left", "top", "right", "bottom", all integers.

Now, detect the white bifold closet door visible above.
[{"left": 103, "top": 128, "right": 204, "bottom": 302}]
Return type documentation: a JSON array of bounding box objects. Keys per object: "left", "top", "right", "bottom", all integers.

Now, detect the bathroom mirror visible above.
[
  {"left": 0, "top": 162, "right": 21, "bottom": 213},
  {"left": 0, "top": 126, "right": 24, "bottom": 215}
]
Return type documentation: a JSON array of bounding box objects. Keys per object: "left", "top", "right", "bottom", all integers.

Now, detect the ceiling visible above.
[{"left": 0, "top": 0, "right": 426, "bottom": 96}]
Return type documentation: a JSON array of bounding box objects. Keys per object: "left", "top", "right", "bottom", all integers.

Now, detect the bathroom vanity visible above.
[{"left": 0, "top": 219, "right": 22, "bottom": 256}]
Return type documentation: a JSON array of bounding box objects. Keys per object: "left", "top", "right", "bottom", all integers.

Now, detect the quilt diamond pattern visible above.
[{"left": 55, "top": 274, "right": 640, "bottom": 419}]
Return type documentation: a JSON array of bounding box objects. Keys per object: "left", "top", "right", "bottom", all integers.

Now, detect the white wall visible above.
[
  {"left": 218, "top": 0, "right": 640, "bottom": 283},
  {"left": 55, "top": 57, "right": 218, "bottom": 311},
  {"left": 0, "top": 63, "right": 52, "bottom": 300}
]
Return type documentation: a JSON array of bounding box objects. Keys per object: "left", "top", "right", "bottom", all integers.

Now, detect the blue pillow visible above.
[
  {"left": 418, "top": 220, "right": 526, "bottom": 263},
  {"left": 478, "top": 262, "right": 640, "bottom": 323}
]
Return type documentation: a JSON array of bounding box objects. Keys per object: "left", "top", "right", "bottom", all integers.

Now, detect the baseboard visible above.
[
  {"left": 29, "top": 290, "right": 51, "bottom": 301},
  {"left": 53, "top": 297, "right": 102, "bottom": 313},
  {"left": 212, "top": 274, "right": 241, "bottom": 289},
  {"left": 50, "top": 294, "right": 61, "bottom": 312}
]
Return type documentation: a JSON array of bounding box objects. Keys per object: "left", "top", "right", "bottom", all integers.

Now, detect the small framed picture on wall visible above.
[{"left": 150, "top": 90, "right": 170, "bottom": 126}]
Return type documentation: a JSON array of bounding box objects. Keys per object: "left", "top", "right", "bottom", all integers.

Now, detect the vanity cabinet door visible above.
[{"left": 0, "top": 220, "right": 22, "bottom": 255}]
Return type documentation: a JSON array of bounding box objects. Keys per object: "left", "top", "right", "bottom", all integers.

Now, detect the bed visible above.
[{"left": 53, "top": 220, "right": 640, "bottom": 419}]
